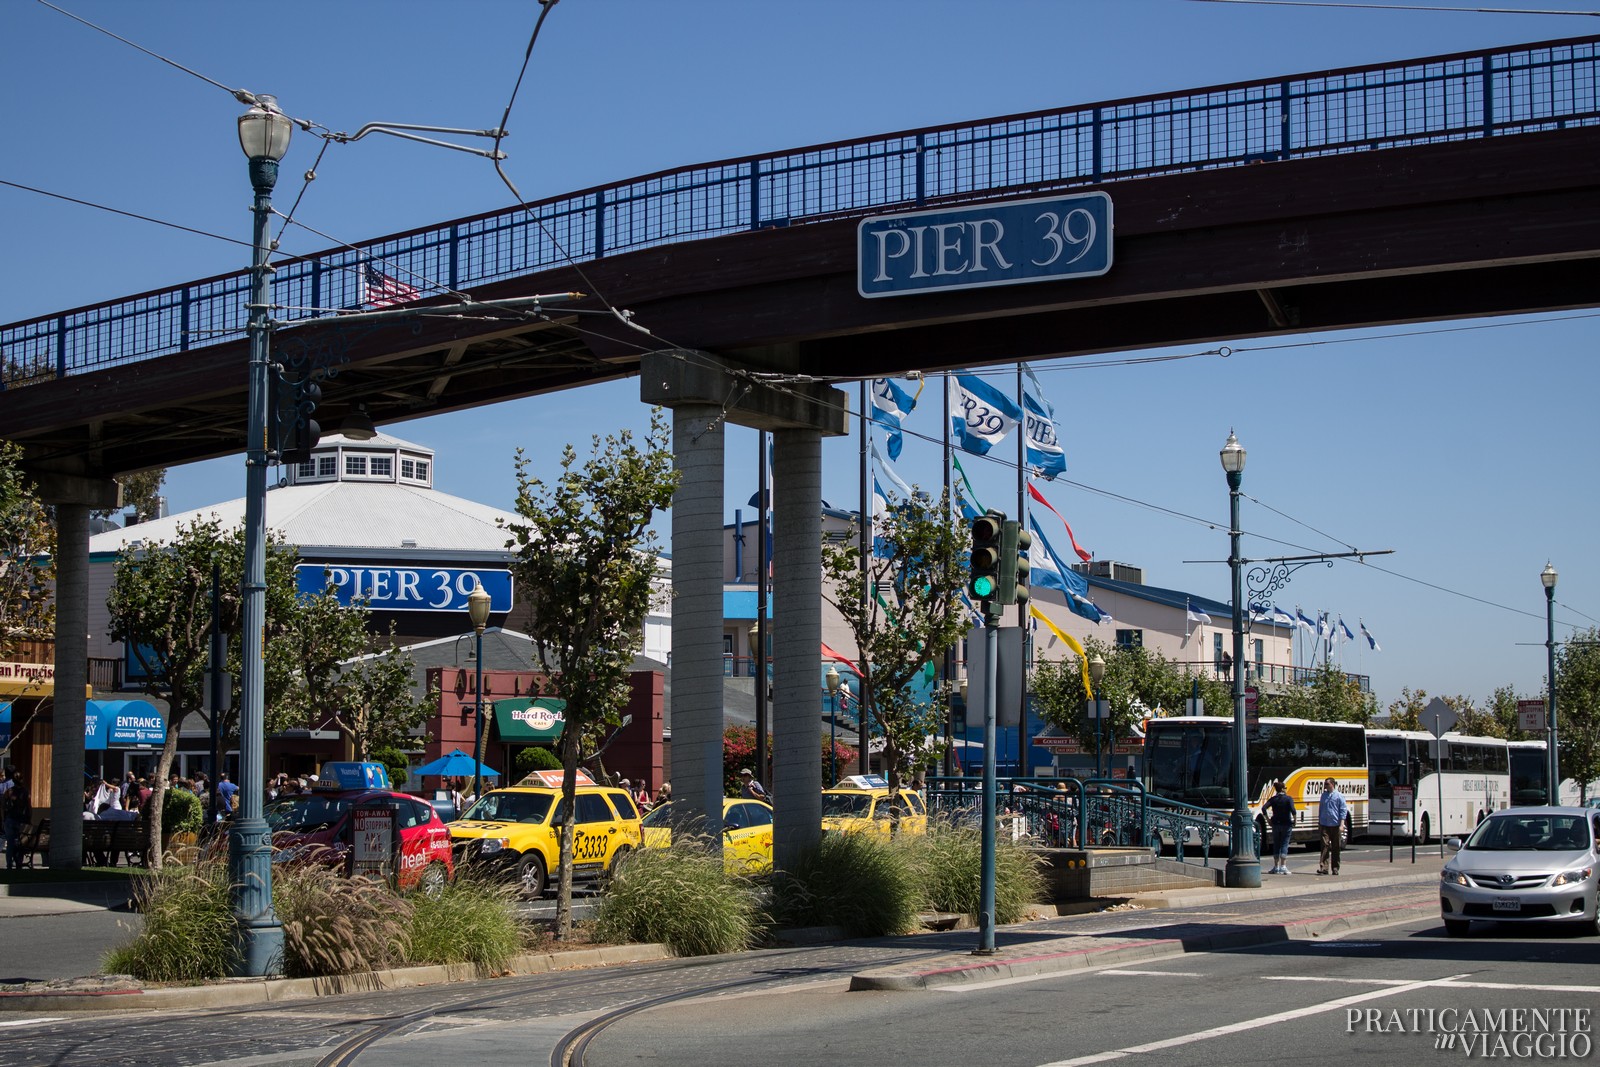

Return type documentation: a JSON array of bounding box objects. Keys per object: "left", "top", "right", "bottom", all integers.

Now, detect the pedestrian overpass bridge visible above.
[
  {"left": 5, "top": 35, "right": 1598, "bottom": 873},
  {"left": 4, "top": 34, "right": 1597, "bottom": 477}
]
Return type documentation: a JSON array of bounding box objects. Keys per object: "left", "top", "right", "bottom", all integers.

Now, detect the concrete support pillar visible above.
[
  {"left": 48, "top": 503, "right": 89, "bottom": 870},
  {"left": 771, "top": 428, "right": 823, "bottom": 870},
  {"left": 669, "top": 404, "right": 726, "bottom": 854}
]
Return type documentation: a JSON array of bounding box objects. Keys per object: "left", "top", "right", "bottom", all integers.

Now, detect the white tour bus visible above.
[
  {"left": 1366, "top": 729, "right": 1521, "bottom": 842},
  {"left": 1145, "top": 716, "right": 1368, "bottom": 846}
]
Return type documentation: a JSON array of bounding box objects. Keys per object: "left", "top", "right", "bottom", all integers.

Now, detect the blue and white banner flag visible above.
[
  {"left": 1028, "top": 517, "right": 1105, "bottom": 622},
  {"left": 1020, "top": 364, "right": 1067, "bottom": 480},
  {"left": 1337, "top": 617, "right": 1356, "bottom": 645},
  {"left": 1186, "top": 601, "right": 1213, "bottom": 627},
  {"left": 1360, "top": 620, "right": 1382, "bottom": 652},
  {"left": 949, "top": 373, "right": 1022, "bottom": 456},
  {"left": 1295, "top": 608, "right": 1318, "bottom": 633},
  {"left": 870, "top": 439, "right": 915, "bottom": 558},
  {"left": 869, "top": 377, "right": 918, "bottom": 461},
  {"left": 1270, "top": 605, "right": 1297, "bottom": 628}
]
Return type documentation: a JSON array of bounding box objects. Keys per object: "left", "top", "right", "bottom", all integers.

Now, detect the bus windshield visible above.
[
  {"left": 1147, "top": 725, "right": 1233, "bottom": 806},
  {"left": 1508, "top": 748, "right": 1547, "bottom": 807}
]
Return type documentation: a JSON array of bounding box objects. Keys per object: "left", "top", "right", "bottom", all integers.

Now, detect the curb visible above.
[
  {"left": 848, "top": 891, "right": 1438, "bottom": 991},
  {"left": 1128, "top": 867, "right": 1440, "bottom": 909},
  {"left": 0, "top": 942, "right": 673, "bottom": 1013}
]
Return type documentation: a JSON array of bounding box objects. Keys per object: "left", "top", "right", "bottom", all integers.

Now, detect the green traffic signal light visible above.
[{"left": 969, "top": 512, "right": 1004, "bottom": 604}]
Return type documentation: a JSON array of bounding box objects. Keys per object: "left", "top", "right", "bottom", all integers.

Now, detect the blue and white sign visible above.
[
  {"left": 0, "top": 703, "right": 10, "bottom": 748},
  {"left": 296, "top": 565, "right": 513, "bottom": 613},
  {"left": 858, "top": 191, "right": 1112, "bottom": 298},
  {"left": 85, "top": 700, "right": 166, "bottom": 750},
  {"left": 318, "top": 761, "right": 392, "bottom": 791}
]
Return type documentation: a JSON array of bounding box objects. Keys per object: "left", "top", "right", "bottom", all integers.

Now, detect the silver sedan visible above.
[{"left": 1440, "top": 806, "right": 1600, "bottom": 937}]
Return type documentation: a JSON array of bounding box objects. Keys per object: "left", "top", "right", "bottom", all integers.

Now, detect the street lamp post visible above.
[
  {"left": 1542, "top": 562, "right": 1559, "bottom": 805},
  {"left": 231, "top": 95, "right": 293, "bottom": 976},
  {"left": 749, "top": 623, "right": 767, "bottom": 788},
  {"left": 468, "top": 584, "right": 492, "bottom": 806},
  {"left": 958, "top": 675, "right": 969, "bottom": 778},
  {"left": 825, "top": 666, "right": 841, "bottom": 787},
  {"left": 1088, "top": 654, "right": 1106, "bottom": 779},
  {"left": 1220, "top": 431, "right": 1261, "bottom": 889}
]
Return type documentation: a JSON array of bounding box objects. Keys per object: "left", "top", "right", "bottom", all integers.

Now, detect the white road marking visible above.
[
  {"left": 1263, "top": 975, "right": 1600, "bottom": 993},
  {"left": 0, "top": 1016, "right": 63, "bottom": 1028},
  {"left": 1098, "top": 970, "right": 1206, "bottom": 978},
  {"left": 1033, "top": 972, "right": 1472, "bottom": 1067}
]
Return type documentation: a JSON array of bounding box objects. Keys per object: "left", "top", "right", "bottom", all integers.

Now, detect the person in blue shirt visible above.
[
  {"left": 216, "top": 771, "right": 239, "bottom": 821},
  {"left": 1317, "top": 777, "right": 1349, "bottom": 875}
]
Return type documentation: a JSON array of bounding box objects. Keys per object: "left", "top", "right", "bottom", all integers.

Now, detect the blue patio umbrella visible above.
[{"left": 413, "top": 748, "right": 500, "bottom": 780}]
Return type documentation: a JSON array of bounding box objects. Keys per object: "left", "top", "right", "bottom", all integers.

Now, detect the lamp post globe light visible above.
[
  {"left": 1088, "top": 654, "right": 1106, "bottom": 778},
  {"left": 468, "top": 584, "right": 493, "bottom": 807},
  {"left": 1542, "top": 562, "right": 1559, "bottom": 805},
  {"left": 232, "top": 95, "right": 293, "bottom": 976},
  {"left": 1219, "top": 430, "right": 1260, "bottom": 889}
]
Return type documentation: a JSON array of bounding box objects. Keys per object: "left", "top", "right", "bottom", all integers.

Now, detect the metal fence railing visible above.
[{"left": 4, "top": 36, "right": 1595, "bottom": 389}]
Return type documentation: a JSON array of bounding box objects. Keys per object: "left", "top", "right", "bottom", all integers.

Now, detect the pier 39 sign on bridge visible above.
[
  {"left": 857, "top": 192, "right": 1112, "bottom": 298},
  {"left": 295, "top": 565, "right": 513, "bottom": 614}
]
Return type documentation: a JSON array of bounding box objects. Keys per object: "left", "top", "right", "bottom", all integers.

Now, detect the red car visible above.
[{"left": 265, "top": 780, "right": 454, "bottom": 895}]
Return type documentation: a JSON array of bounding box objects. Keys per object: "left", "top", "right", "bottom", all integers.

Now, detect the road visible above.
[{"left": 1, "top": 870, "right": 1595, "bottom": 1067}]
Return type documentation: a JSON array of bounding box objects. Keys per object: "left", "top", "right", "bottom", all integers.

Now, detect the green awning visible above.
[{"left": 493, "top": 696, "right": 566, "bottom": 743}]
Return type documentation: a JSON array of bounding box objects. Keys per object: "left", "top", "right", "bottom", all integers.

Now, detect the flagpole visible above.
[
  {"left": 859, "top": 381, "right": 871, "bottom": 776},
  {"left": 944, "top": 374, "right": 955, "bottom": 778},
  {"left": 1015, "top": 363, "right": 1028, "bottom": 779}
]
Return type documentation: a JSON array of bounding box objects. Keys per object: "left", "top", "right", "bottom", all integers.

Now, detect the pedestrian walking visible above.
[
  {"left": 3, "top": 771, "right": 31, "bottom": 868},
  {"left": 739, "top": 768, "right": 768, "bottom": 800},
  {"left": 1317, "top": 777, "right": 1348, "bottom": 875},
  {"left": 1262, "top": 779, "right": 1296, "bottom": 875}
]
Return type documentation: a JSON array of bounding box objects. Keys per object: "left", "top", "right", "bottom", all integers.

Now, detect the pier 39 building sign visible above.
[
  {"left": 857, "top": 191, "right": 1111, "bottom": 299},
  {"left": 295, "top": 564, "right": 513, "bottom": 614}
]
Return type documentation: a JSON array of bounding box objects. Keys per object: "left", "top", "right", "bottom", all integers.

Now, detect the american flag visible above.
[{"left": 363, "top": 264, "right": 420, "bottom": 308}]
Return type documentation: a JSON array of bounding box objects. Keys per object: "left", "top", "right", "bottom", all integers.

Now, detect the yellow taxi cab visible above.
[
  {"left": 640, "top": 798, "right": 774, "bottom": 874},
  {"left": 448, "top": 770, "right": 642, "bottom": 896},
  {"left": 821, "top": 775, "right": 928, "bottom": 838}
]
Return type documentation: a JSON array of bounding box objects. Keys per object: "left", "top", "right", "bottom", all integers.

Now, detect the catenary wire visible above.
[
  {"left": 0, "top": 179, "right": 254, "bottom": 250},
  {"left": 1185, "top": 0, "right": 1599, "bottom": 16}
]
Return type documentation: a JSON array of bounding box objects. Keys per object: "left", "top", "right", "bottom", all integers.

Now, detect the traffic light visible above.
[
  {"left": 271, "top": 365, "right": 322, "bottom": 465},
  {"left": 1000, "top": 519, "right": 1031, "bottom": 607},
  {"left": 969, "top": 510, "right": 1004, "bottom": 604}
]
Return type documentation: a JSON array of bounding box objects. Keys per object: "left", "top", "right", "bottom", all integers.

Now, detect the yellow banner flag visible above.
[{"left": 1028, "top": 604, "right": 1093, "bottom": 700}]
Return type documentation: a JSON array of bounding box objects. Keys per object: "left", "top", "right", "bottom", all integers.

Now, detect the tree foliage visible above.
[
  {"left": 1261, "top": 663, "right": 1379, "bottom": 724},
  {"left": 1033, "top": 637, "right": 1232, "bottom": 754},
  {"left": 1555, "top": 626, "right": 1600, "bottom": 801},
  {"left": 502, "top": 412, "right": 677, "bottom": 939},
  {"left": 105, "top": 517, "right": 299, "bottom": 867},
  {"left": 820, "top": 489, "right": 969, "bottom": 794},
  {"left": 0, "top": 440, "right": 55, "bottom": 660},
  {"left": 722, "top": 724, "right": 857, "bottom": 793},
  {"left": 96, "top": 468, "right": 167, "bottom": 525}
]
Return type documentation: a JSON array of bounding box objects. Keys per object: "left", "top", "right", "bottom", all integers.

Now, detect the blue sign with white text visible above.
[
  {"left": 295, "top": 565, "right": 513, "bottom": 614},
  {"left": 85, "top": 700, "right": 166, "bottom": 750},
  {"left": 858, "top": 192, "right": 1112, "bottom": 298}
]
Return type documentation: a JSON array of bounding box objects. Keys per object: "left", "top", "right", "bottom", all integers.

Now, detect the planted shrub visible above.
[
  {"left": 102, "top": 862, "right": 235, "bottom": 981},
  {"left": 770, "top": 831, "right": 921, "bottom": 937},
  {"left": 407, "top": 876, "right": 525, "bottom": 970},
  {"left": 161, "top": 788, "right": 203, "bottom": 838},
  {"left": 591, "top": 837, "right": 758, "bottom": 956},
  {"left": 898, "top": 818, "right": 1045, "bottom": 925},
  {"left": 274, "top": 862, "right": 413, "bottom": 977}
]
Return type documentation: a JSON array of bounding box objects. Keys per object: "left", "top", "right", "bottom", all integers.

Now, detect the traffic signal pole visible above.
[{"left": 969, "top": 511, "right": 1005, "bottom": 955}]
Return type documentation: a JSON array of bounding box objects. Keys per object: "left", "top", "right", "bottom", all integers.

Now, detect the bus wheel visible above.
[{"left": 1419, "top": 814, "right": 1431, "bottom": 845}]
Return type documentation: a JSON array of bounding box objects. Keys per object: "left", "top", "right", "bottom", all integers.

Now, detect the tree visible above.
[
  {"left": 502, "top": 412, "right": 677, "bottom": 939},
  {"left": 1555, "top": 626, "right": 1600, "bottom": 802},
  {"left": 1261, "top": 663, "right": 1378, "bottom": 724},
  {"left": 105, "top": 516, "right": 299, "bottom": 866},
  {"left": 0, "top": 440, "right": 55, "bottom": 661},
  {"left": 95, "top": 468, "right": 167, "bottom": 526},
  {"left": 272, "top": 581, "right": 434, "bottom": 760},
  {"left": 820, "top": 488, "right": 969, "bottom": 795},
  {"left": 1033, "top": 637, "right": 1231, "bottom": 759}
]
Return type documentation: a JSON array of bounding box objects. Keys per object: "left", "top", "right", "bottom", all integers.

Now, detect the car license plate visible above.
[{"left": 1491, "top": 896, "right": 1521, "bottom": 912}]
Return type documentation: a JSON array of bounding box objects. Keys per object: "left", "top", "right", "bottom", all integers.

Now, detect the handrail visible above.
[{"left": 4, "top": 36, "right": 1596, "bottom": 388}]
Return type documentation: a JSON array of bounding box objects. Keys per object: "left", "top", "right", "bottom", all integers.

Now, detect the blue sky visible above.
[{"left": 4, "top": 1, "right": 1596, "bottom": 710}]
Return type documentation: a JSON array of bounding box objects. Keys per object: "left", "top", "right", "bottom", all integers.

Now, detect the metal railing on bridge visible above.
[
  {"left": 924, "top": 775, "right": 1258, "bottom": 867},
  {"left": 5, "top": 36, "right": 1596, "bottom": 387}
]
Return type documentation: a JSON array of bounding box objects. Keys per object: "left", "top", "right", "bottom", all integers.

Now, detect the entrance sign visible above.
[
  {"left": 296, "top": 564, "right": 512, "bottom": 613},
  {"left": 84, "top": 699, "right": 166, "bottom": 749},
  {"left": 858, "top": 192, "right": 1112, "bottom": 298}
]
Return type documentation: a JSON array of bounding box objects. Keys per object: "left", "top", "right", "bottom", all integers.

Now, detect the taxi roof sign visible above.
[
  {"left": 316, "top": 762, "right": 392, "bottom": 791},
  {"left": 838, "top": 774, "right": 888, "bottom": 790},
  {"left": 516, "top": 769, "right": 597, "bottom": 788}
]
